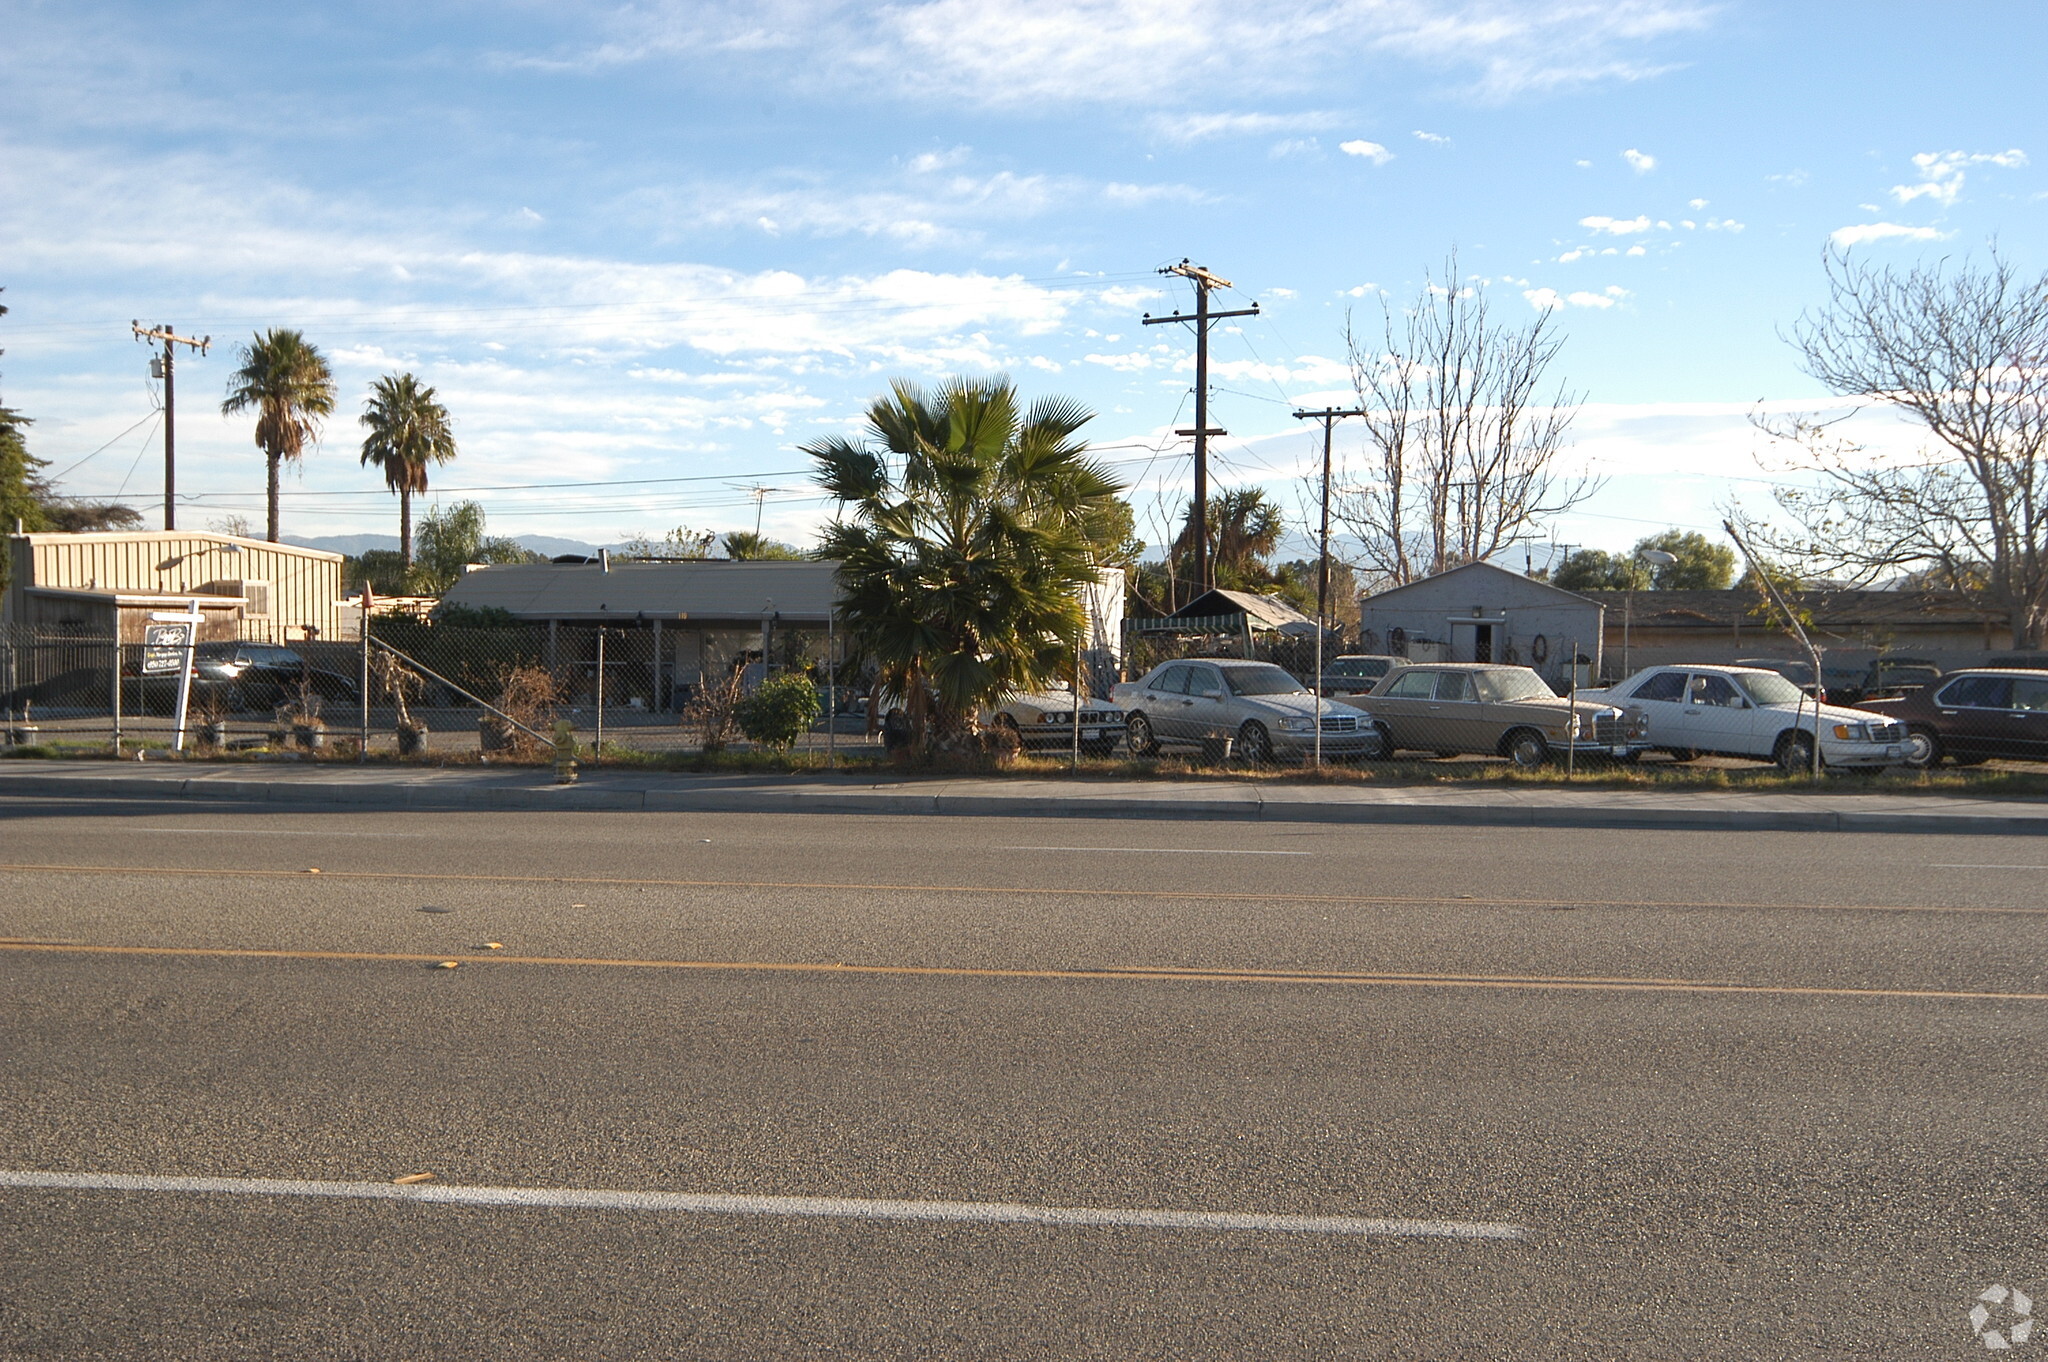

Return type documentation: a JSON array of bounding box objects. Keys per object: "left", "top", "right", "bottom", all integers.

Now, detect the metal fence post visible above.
[
  {"left": 826, "top": 607, "right": 836, "bottom": 770},
  {"left": 1565, "top": 638, "right": 1577, "bottom": 780},
  {"left": 110, "top": 633, "right": 122, "bottom": 754},
  {"left": 594, "top": 628, "right": 605, "bottom": 764},
  {"left": 358, "top": 586, "right": 372, "bottom": 762}
]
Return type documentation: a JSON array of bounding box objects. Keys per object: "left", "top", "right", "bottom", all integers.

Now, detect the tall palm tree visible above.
[
  {"left": 220, "top": 329, "right": 335, "bottom": 542},
  {"left": 808, "top": 376, "right": 1123, "bottom": 750},
  {"left": 358, "top": 373, "right": 458, "bottom": 569}
]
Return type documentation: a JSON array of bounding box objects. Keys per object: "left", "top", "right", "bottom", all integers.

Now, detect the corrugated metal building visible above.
[
  {"left": 4, "top": 531, "right": 349, "bottom": 642},
  {"left": 1358, "top": 562, "right": 1606, "bottom": 687}
]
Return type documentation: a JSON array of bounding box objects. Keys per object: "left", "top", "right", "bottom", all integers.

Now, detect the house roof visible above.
[
  {"left": 437, "top": 559, "right": 839, "bottom": 621},
  {"left": 1357, "top": 560, "right": 1600, "bottom": 609},
  {"left": 1578, "top": 587, "right": 2001, "bottom": 630},
  {"left": 1170, "top": 588, "right": 1315, "bottom": 630},
  {"left": 11, "top": 530, "right": 342, "bottom": 562}
]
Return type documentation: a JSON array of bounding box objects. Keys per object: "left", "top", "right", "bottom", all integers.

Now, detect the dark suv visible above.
[{"left": 1856, "top": 668, "right": 2048, "bottom": 767}]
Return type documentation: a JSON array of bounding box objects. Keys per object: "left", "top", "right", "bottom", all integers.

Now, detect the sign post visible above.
[{"left": 144, "top": 602, "right": 202, "bottom": 752}]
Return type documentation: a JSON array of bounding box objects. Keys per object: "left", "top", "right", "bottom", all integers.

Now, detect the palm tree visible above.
[
  {"left": 808, "top": 376, "right": 1123, "bottom": 751},
  {"left": 358, "top": 373, "right": 458, "bottom": 569},
  {"left": 1171, "top": 486, "right": 1283, "bottom": 593},
  {"left": 220, "top": 329, "right": 336, "bottom": 542}
]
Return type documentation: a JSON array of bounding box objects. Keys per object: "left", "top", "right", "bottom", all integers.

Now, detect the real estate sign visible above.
[{"left": 141, "top": 622, "right": 194, "bottom": 675}]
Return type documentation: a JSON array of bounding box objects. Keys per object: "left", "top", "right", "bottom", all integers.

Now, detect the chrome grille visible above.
[
  {"left": 1321, "top": 714, "right": 1358, "bottom": 732},
  {"left": 1868, "top": 721, "right": 1905, "bottom": 742},
  {"left": 1592, "top": 715, "right": 1625, "bottom": 744}
]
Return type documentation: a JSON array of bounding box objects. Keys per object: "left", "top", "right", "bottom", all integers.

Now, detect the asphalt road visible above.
[{"left": 2, "top": 798, "right": 2044, "bottom": 1359}]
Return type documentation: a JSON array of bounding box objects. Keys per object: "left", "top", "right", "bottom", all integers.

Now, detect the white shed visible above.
[{"left": 1357, "top": 562, "right": 1604, "bottom": 687}]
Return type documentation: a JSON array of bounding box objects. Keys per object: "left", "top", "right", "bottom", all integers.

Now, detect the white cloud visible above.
[
  {"left": 1149, "top": 110, "right": 1343, "bottom": 142},
  {"left": 907, "top": 146, "right": 973, "bottom": 173},
  {"left": 1890, "top": 148, "right": 2028, "bottom": 206},
  {"left": 1767, "top": 169, "right": 1810, "bottom": 188},
  {"left": 1625, "top": 244, "right": 1646, "bottom": 256},
  {"left": 1342, "top": 283, "right": 1380, "bottom": 297},
  {"left": 1688, "top": 197, "right": 1707, "bottom": 209},
  {"left": 1830, "top": 222, "right": 1947, "bottom": 247},
  {"left": 1622, "top": 147, "right": 1656, "bottom": 173},
  {"left": 1412, "top": 129, "right": 1451, "bottom": 145},
  {"left": 1566, "top": 291, "right": 1617, "bottom": 308},
  {"left": 1704, "top": 217, "right": 1743, "bottom": 232},
  {"left": 1580, "top": 214, "right": 1653, "bottom": 234},
  {"left": 1340, "top": 139, "right": 1394, "bottom": 165},
  {"left": 516, "top": 0, "right": 1718, "bottom": 108},
  {"left": 1574, "top": 159, "right": 1592, "bottom": 169},
  {"left": 1523, "top": 287, "right": 1563, "bottom": 311},
  {"left": 1524, "top": 284, "right": 1627, "bottom": 311},
  {"left": 1558, "top": 248, "right": 1587, "bottom": 263}
]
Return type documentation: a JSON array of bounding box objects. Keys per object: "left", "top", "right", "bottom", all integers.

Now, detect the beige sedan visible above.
[{"left": 1348, "top": 663, "right": 1648, "bottom": 767}]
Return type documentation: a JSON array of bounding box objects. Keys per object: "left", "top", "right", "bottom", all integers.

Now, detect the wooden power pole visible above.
[
  {"left": 1142, "top": 261, "right": 1257, "bottom": 595},
  {"left": 132, "top": 322, "right": 211, "bottom": 531},
  {"left": 1291, "top": 404, "right": 1365, "bottom": 626}
]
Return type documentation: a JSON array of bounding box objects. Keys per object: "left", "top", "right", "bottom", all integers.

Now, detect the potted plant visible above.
[
  {"left": 372, "top": 651, "right": 429, "bottom": 756},
  {"left": 8, "top": 700, "right": 40, "bottom": 747},
  {"left": 271, "top": 681, "right": 326, "bottom": 752}
]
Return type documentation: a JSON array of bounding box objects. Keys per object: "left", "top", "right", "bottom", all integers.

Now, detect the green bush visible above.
[{"left": 735, "top": 672, "right": 822, "bottom": 750}]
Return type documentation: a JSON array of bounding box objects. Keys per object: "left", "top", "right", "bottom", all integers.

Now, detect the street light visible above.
[{"left": 1622, "top": 548, "right": 1678, "bottom": 677}]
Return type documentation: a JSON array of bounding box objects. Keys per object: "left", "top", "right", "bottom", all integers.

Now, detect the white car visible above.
[
  {"left": 981, "top": 689, "right": 1127, "bottom": 756},
  {"left": 1584, "top": 665, "right": 1910, "bottom": 770}
]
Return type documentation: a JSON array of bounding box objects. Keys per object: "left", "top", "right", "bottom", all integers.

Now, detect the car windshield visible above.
[
  {"left": 1737, "top": 672, "right": 1806, "bottom": 705},
  {"left": 1224, "top": 665, "right": 1308, "bottom": 696},
  {"left": 1479, "top": 669, "right": 1554, "bottom": 702}
]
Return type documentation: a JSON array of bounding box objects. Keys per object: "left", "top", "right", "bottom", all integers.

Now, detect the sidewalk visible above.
[{"left": 4, "top": 757, "right": 2047, "bottom": 834}]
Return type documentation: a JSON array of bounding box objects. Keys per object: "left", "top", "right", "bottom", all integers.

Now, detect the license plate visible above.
[
  {"left": 1081, "top": 728, "right": 1100, "bottom": 739},
  {"left": 1609, "top": 745, "right": 1629, "bottom": 756},
  {"left": 1884, "top": 744, "right": 1900, "bottom": 757}
]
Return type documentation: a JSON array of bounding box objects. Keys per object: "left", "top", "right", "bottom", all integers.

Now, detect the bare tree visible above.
[
  {"left": 1334, "top": 257, "right": 1594, "bottom": 588},
  {"left": 1754, "top": 246, "right": 2048, "bottom": 645}
]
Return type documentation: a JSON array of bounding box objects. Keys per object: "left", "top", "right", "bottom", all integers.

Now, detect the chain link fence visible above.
[{"left": 2, "top": 613, "right": 1947, "bottom": 779}]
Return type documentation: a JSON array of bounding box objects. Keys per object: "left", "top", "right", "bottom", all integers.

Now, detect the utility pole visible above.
[
  {"left": 132, "top": 322, "right": 211, "bottom": 531},
  {"left": 1291, "top": 405, "right": 1365, "bottom": 626},
  {"left": 1142, "top": 260, "right": 1258, "bottom": 596}
]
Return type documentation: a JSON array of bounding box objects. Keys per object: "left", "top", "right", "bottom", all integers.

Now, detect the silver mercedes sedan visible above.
[{"left": 1110, "top": 659, "right": 1386, "bottom": 763}]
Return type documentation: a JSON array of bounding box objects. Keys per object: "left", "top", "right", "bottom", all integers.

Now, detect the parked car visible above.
[
  {"left": 1585, "top": 665, "right": 1908, "bottom": 770},
  {"left": 1316, "top": 654, "right": 1404, "bottom": 696},
  {"left": 1853, "top": 656, "right": 1943, "bottom": 702},
  {"left": 1111, "top": 659, "right": 1386, "bottom": 763},
  {"left": 1361, "top": 663, "right": 1647, "bottom": 768},
  {"left": 127, "top": 642, "right": 359, "bottom": 714},
  {"left": 1856, "top": 668, "right": 2048, "bottom": 768},
  {"left": 980, "top": 689, "right": 1127, "bottom": 756}
]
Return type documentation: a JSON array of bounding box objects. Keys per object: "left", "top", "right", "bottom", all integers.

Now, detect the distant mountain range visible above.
[{"left": 284, "top": 533, "right": 621, "bottom": 559}]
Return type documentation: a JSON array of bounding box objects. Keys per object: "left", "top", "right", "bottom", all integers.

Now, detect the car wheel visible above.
[
  {"left": 1125, "top": 712, "right": 1159, "bottom": 756},
  {"left": 1370, "top": 722, "right": 1394, "bottom": 761},
  {"left": 1503, "top": 728, "right": 1549, "bottom": 770},
  {"left": 1775, "top": 731, "right": 1818, "bottom": 773},
  {"left": 1901, "top": 726, "right": 1941, "bottom": 770},
  {"left": 1237, "top": 721, "right": 1274, "bottom": 767}
]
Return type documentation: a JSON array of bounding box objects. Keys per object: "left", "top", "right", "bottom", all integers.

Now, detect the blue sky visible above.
[{"left": 3, "top": 1, "right": 2043, "bottom": 565}]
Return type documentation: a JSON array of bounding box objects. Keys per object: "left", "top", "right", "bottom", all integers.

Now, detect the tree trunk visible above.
[
  {"left": 400, "top": 490, "right": 413, "bottom": 570},
  {"left": 266, "top": 451, "right": 281, "bottom": 543}
]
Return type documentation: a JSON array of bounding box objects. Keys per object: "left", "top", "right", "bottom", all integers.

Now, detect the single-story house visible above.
[
  {"left": 4, "top": 530, "right": 349, "bottom": 642},
  {"left": 1356, "top": 562, "right": 1605, "bottom": 688},
  {"left": 437, "top": 558, "right": 1126, "bottom": 705},
  {"left": 1586, "top": 586, "right": 2012, "bottom": 680}
]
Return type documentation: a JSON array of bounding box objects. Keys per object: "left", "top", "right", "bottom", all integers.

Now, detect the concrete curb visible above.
[{"left": 5, "top": 766, "right": 2048, "bottom": 834}]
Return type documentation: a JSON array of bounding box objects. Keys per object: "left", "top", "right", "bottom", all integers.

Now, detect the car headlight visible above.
[
  {"left": 1831, "top": 722, "right": 1870, "bottom": 741},
  {"left": 1279, "top": 717, "right": 1315, "bottom": 734}
]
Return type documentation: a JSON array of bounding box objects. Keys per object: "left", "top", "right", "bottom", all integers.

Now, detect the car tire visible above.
[
  {"left": 1503, "top": 728, "right": 1549, "bottom": 770},
  {"left": 1237, "top": 721, "right": 1274, "bottom": 767},
  {"left": 1125, "top": 712, "right": 1159, "bottom": 756},
  {"left": 1774, "top": 731, "right": 1818, "bottom": 773},
  {"left": 1370, "top": 722, "right": 1394, "bottom": 760},
  {"left": 1902, "top": 726, "right": 1941, "bottom": 770}
]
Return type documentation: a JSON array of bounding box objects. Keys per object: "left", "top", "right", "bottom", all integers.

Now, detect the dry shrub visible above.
[
  {"left": 685, "top": 667, "right": 745, "bottom": 753},
  {"left": 484, "top": 663, "right": 559, "bottom": 759}
]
